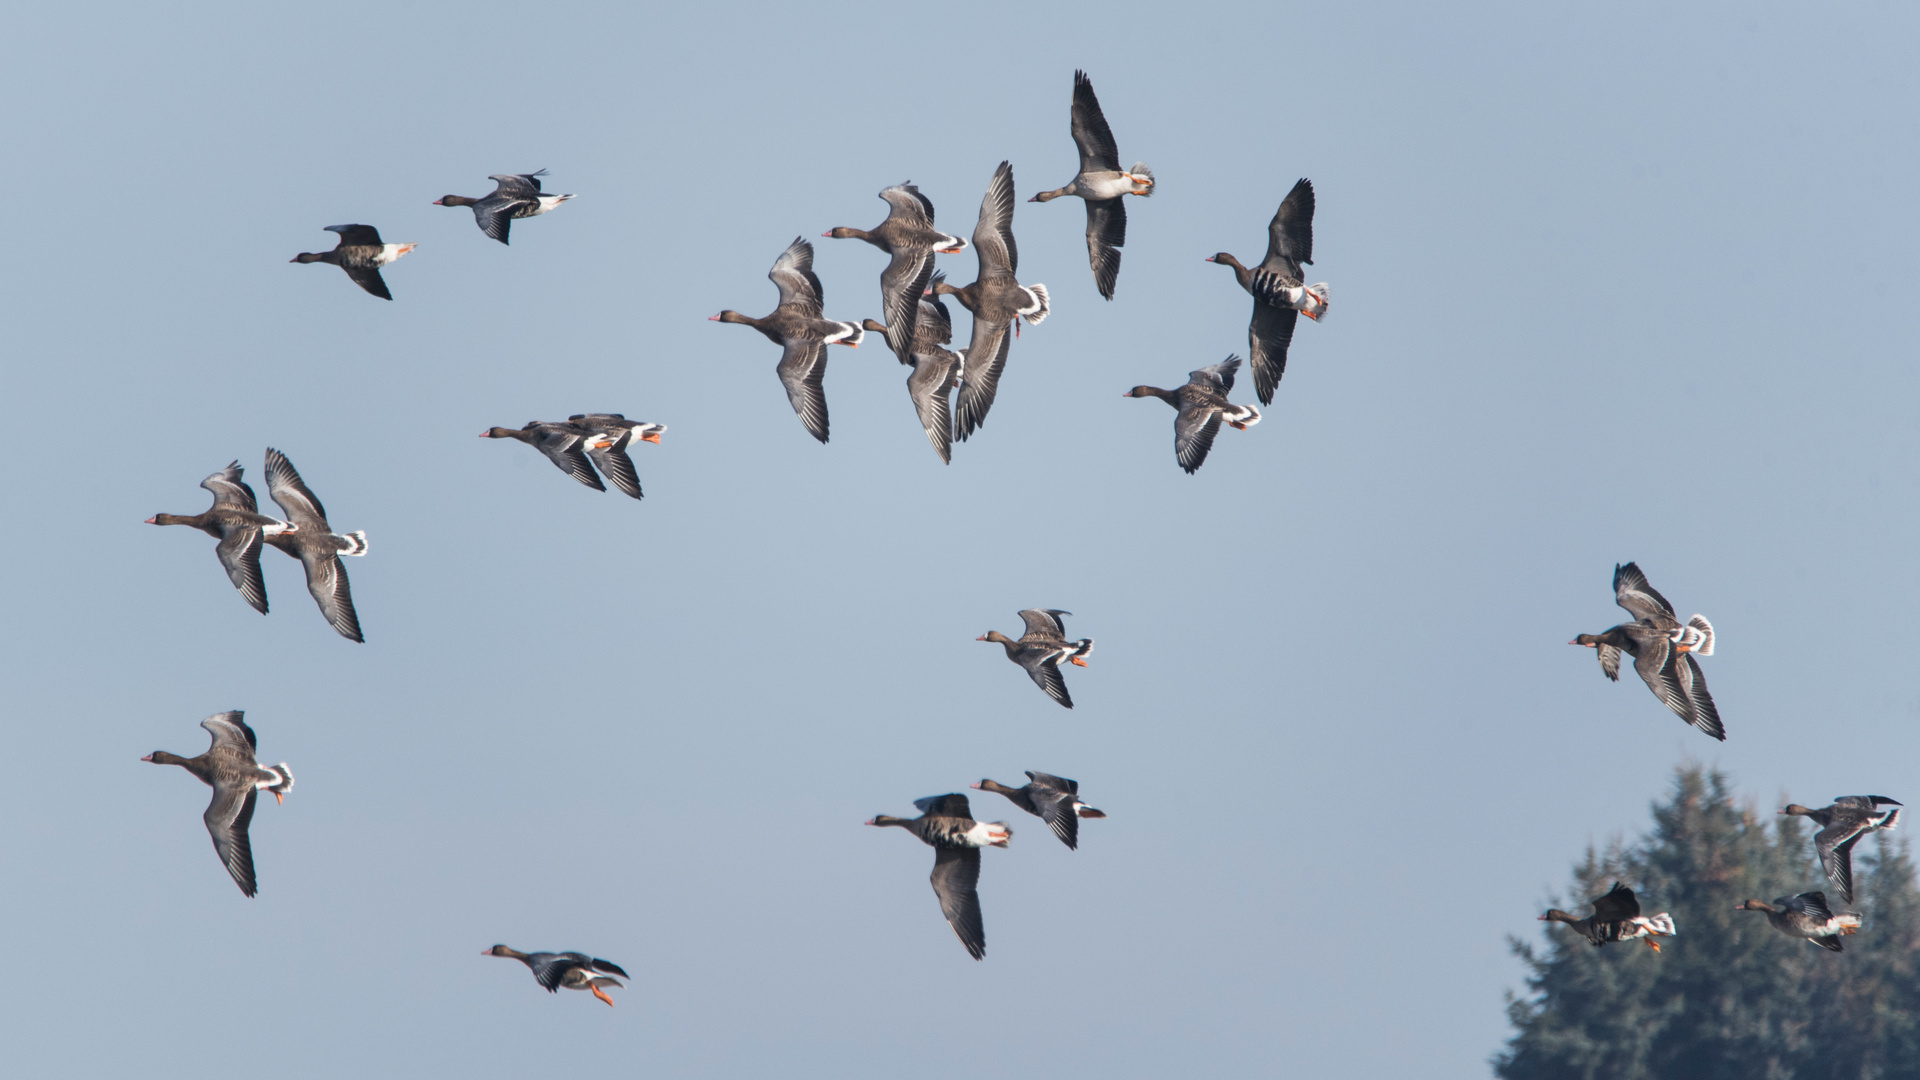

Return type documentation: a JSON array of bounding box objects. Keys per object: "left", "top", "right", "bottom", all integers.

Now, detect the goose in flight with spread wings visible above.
[
  {"left": 936, "top": 162, "right": 1049, "bottom": 441},
  {"left": 484, "top": 946, "right": 630, "bottom": 1006},
  {"left": 1123, "top": 355, "right": 1262, "bottom": 474},
  {"left": 140, "top": 711, "right": 293, "bottom": 897},
  {"left": 263, "top": 448, "right": 368, "bottom": 642},
  {"left": 972, "top": 771, "right": 1105, "bottom": 850},
  {"left": 146, "top": 461, "right": 295, "bottom": 615},
  {"left": 1030, "top": 70, "right": 1154, "bottom": 300},
  {"left": 434, "top": 170, "right": 575, "bottom": 244},
  {"left": 866, "top": 793, "right": 1011, "bottom": 960},
  {"left": 1539, "top": 881, "right": 1676, "bottom": 951},
  {"left": 1570, "top": 562, "right": 1722, "bottom": 739},
  {"left": 827, "top": 182, "right": 965, "bottom": 364},
  {"left": 1206, "top": 178, "right": 1330, "bottom": 404},
  {"left": 290, "top": 224, "right": 415, "bottom": 300},
  {"left": 977, "top": 608, "right": 1093, "bottom": 709},
  {"left": 711, "top": 238, "right": 864, "bottom": 444},
  {"left": 1780, "top": 796, "right": 1902, "bottom": 904}
]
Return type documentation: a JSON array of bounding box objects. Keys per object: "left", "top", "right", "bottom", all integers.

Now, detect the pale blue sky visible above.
[{"left": 3, "top": 2, "right": 1917, "bottom": 1077}]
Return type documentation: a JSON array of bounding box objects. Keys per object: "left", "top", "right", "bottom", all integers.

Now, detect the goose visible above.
[
  {"left": 433, "top": 170, "right": 574, "bottom": 244},
  {"left": 290, "top": 224, "right": 414, "bottom": 300},
  {"left": 971, "top": 771, "right": 1105, "bottom": 850},
  {"left": 569, "top": 414, "right": 664, "bottom": 501},
  {"left": 1780, "top": 796, "right": 1902, "bottom": 904},
  {"left": 1735, "top": 892, "right": 1861, "bottom": 952},
  {"left": 140, "top": 711, "right": 292, "bottom": 898},
  {"left": 711, "top": 238, "right": 864, "bottom": 444},
  {"left": 482, "top": 421, "right": 608, "bottom": 493},
  {"left": 826, "top": 182, "right": 966, "bottom": 363},
  {"left": 861, "top": 273, "right": 962, "bottom": 464},
  {"left": 1123, "top": 355, "right": 1262, "bottom": 474},
  {"left": 483, "top": 946, "right": 629, "bottom": 1006},
  {"left": 866, "top": 793, "right": 1010, "bottom": 960},
  {"left": 146, "top": 461, "right": 296, "bottom": 615},
  {"left": 1539, "top": 882, "right": 1676, "bottom": 951},
  {"left": 977, "top": 608, "right": 1092, "bottom": 709},
  {"left": 1205, "top": 178, "right": 1331, "bottom": 404},
  {"left": 1029, "top": 70, "right": 1154, "bottom": 300},
  {"left": 938, "top": 162, "right": 1049, "bottom": 441},
  {"left": 1570, "top": 562, "right": 1722, "bottom": 740},
  {"left": 262, "top": 448, "right": 368, "bottom": 642}
]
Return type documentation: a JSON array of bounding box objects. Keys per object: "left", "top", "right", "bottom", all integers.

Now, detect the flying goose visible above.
[
  {"left": 483, "top": 946, "right": 629, "bottom": 1005},
  {"left": 711, "top": 238, "right": 864, "bottom": 444},
  {"left": 290, "top": 224, "right": 414, "bottom": 300},
  {"left": 938, "top": 162, "right": 1049, "bottom": 441},
  {"left": 971, "top": 771, "right": 1105, "bottom": 850},
  {"left": 977, "top": 608, "right": 1092, "bottom": 709},
  {"left": 1539, "top": 882, "right": 1677, "bottom": 951},
  {"left": 866, "top": 793, "right": 1011, "bottom": 960},
  {"left": 1123, "top": 355, "right": 1262, "bottom": 474},
  {"left": 482, "top": 421, "right": 608, "bottom": 493},
  {"left": 826, "top": 182, "right": 965, "bottom": 364},
  {"left": 1030, "top": 70, "right": 1154, "bottom": 300},
  {"left": 262, "top": 448, "right": 368, "bottom": 642},
  {"left": 1570, "top": 562, "right": 1722, "bottom": 740},
  {"left": 146, "top": 461, "right": 295, "bottom": 615},
  {"left": 1205, "top": 178, "right": 1331, "bottom": 404},
  {"left": 862, "top": 273, "right": 962, "bottom": 464},
  {"left": 434, "top": 170, "right": 575, "bottom": 244},
  {"left": 140, "top": 711, "right": 293, "bottom": 897},
  {"left": 1780, "top": 796, "right": 1902, "bottom": 904},
  {"left": 1735, "top": 892, "right": 1862, "bottom": 952}
]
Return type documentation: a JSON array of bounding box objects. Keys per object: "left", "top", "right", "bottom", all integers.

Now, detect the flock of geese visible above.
[
  {"left": 1551, "top": 563, "right": 1900, "bottom": 954},
  {"left": 134, "top": 69, "right": 1887, "bottom": 1004}
]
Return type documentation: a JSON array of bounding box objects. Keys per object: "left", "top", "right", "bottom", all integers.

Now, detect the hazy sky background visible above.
[{"left": 3, "top": 2, "right": 1916, "bottom": 1077}]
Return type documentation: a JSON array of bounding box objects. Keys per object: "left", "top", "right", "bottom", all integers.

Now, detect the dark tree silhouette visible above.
[{"left": 1497, "top": 766, "right": 1920, "bottom": 1080}]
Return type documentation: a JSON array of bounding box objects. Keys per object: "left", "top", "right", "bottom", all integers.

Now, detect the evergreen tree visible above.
[{"left": 1497, "top": 765, "right": 1920, "bottom": 1080}]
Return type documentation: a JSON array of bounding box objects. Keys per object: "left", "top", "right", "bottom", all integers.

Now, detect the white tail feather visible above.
[
  {"left": 1640, "top": 913, "right": 1677, "bottom": 936},
  {"left": 1686, "top": 615, "right": 1714, "bottom": 656},
  {"left": 1022, "top": 283, "right": 1050, "bottom": 325},
  {"left": 1127, "top": 162, "right": 1155, "bottom": 194},
  {"left": 337, "top": 530, "right": 369, "bottom": 556},
  {"left": 1224, "top": 404, "right": 1261, "bottom": 428}
]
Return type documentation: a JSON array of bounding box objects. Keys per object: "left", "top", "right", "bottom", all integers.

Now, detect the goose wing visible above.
[
  {"left": 1627, "top": 628, "right": 1686, "bottom": 718},
  {"left": 1017, "top": 609, "right": 1070, "bottom": 641},
  {"left": 1589, "top": 882, "right": 1641, "bottom": 922},
  {"left": 471, "top": 197, "right": 532, "bottom": 244},
  {"left": 1261, "top": 178, "right": 1314, "bottom": 278},
  {"left": 488, "top": 170, "right": 547, "bottom": 193},
  {"left": 1613, "top": 562, "right": 1677, "bottom": 622},
  {"left": 1027, "top": 784, "right": 1080, "bottom": 849},
  {"left": 299, "top": 548, "right": 364, "bottom": 642},
  {"left": 583, "top": 435, "right": 643, "bottom": 500},
  {"left": 526, "top": 953, "right": 586, "bottom": 992},
  {"left": 326, "top": 224, "right": 384, "bottom": 247},
  {"left": 1676, "top": 653, "right": 1724, "bottom": 740},
  {"left": 1069, "top": 70, "right": 1121, "bottom": 174},
  {"left": 768, "top": 237, "right": 824, "bottom": 317},
  {"left": 529, "top": 426, "right": 605, "bottom": 491},
  {"left": 973, "top": 162, "right": 1019, "bottom": 279},
  {"left": 917, "top": 282, "right": 954, "bottom": 347},
  {"left": 1247, "top": 300, "right": 1298, "bottom": 405},
  {"left": 202, "top": 711, "right": 258, "bottom": 751},
  {"left": 1019, "top": 648, "right": 1074, "bottom": 708},
  {"left": 341, "top": 264, "right": 392, "bottom": 300},
  {"left": 1174, "top": 399, "right": 1225, "bottom": 474},
  {"left": 930, "top": 845, "right": 985, "bottom": 960},
  {"left": 204, "top": 782, "right": 260, "bottom": 897},
  {"left": 954, "top": 319, "right": 1010, "bottom": 441},
  {"left": 1816, "top": 814, "right": 1875, "bottom": 903},
  {"left": 201, "top": 462, "right": 260, "bottom": 514},
  {"left": 879, "top": 183, "right": 936, "bottom": 229},
  {"left": 879, "top": 247, "right": 935, "bottom": 363},
  {"left": 1190, "top": 355, "right": 1241, "bottom": 393},
  {"left": 776, "top": 338, "right": 830, "bottom": 444},
  {"left": 263, "top": 448, "right": 330, "bottom": 529},
  {"left": 914, "top": 793, "right": 975, "bottom": 819},
  {"left": 214, "top": 527, "right": 269, "bottom": 614},
  {"left": 1085, "top": 198, "right": 1125, "bottom": 300},
  {"left": 906, "top": 351, "right": 956, "bottom": 464}
]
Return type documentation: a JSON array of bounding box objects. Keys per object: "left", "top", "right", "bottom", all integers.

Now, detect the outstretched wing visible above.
[
  {"left": 879, "top": 247, "right": 935, "bottom": 363},
  {"left": 1190, "top": 355, "right": 1241, "bottom": 393},
  {"left": 1017, "top": 609, "right": 1069, "bottom": 640},
  {"left": 300, "top": 550, "right": 364, "bottom": 642},
  {"left": 584, "top": 437, "right": 643, "bottom": 500},
  {"left": 1085, "top": 198, "right": 1125, "bottom": 300},
  {"left": 204, "top": 783, "right": 260, "bottom": 897},
  {"left": 201, "top": 711, "right": 258, "bottom": 751},
  {"left": 264, "top": 448, "right": 331, "bottom": 528},
  {"left": 954, "top": 320, "right": 1010, "bottom": 441},
  {"left": 1174, "top": 402, "right": 1224, "bottom": 474},
  {"left": 776, "top": 339, "right": 830, "bottom": 444},
  {"left": 1020, "top": 649, "right": 1074, "bottom": 708},
  {"left": 489, "top": 170, "right": 547, "bottom": 193},
  {"left": 1246, "top": 299, "right": 1298, "bottom": 405},
  {"left": 201, "top": 462, "right": 259, "bottom": 514},
  {"left": 1613, "top": 562, "right": 1677, "bottom": 622},
  {"left": 325, "top": 224, "right": 384, "bottom": 247},
  {"left": 930, "top": 846, "right": 985, "bottom": 960},
  {"left": 1262, "top": 178, "right": 1315, "bottom": 277},
  {"left": 768, "top": 237, "right": 824, "bottom": 316},
  {"left": 1069, "top": 70, "right": 1121, "bottom": 174},
  {"left": 972, "top": 161, "right": 1019, "bottom": 279},
  {"left": 1590, "top": 882, "right": 1641, "bottom": 922},
  {"left": 215, "top": 526, "right": 269, "bottom": 614}
]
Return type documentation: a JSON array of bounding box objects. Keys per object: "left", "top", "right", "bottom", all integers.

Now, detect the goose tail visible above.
[
  {"left": 1126, "top": 162, "right": 1155, "bottom": 195},
  {"left": 1022, "top": 282, "right": 1050, "bottom": 326},
  {"left": 335, "top": 530, "right": 369, "bottom": 556}
]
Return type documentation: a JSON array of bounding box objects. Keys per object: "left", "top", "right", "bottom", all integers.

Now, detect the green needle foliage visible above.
[{"left": 1497, "top": 765, "right": 1920, "bottom": 1080}]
